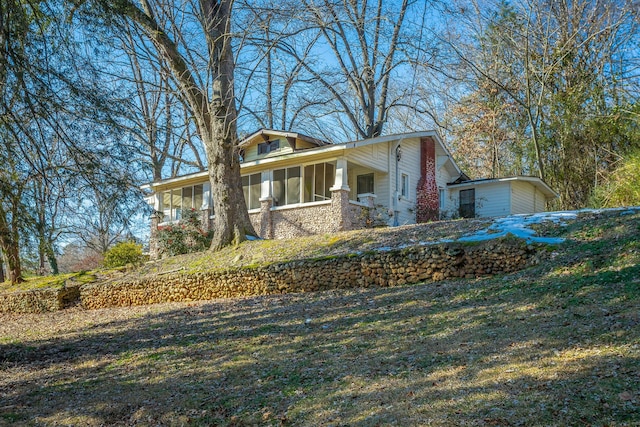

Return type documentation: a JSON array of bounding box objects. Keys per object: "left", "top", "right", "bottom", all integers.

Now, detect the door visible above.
[{"left": 459, "top": 188, "right": 475, "bottom": 218}]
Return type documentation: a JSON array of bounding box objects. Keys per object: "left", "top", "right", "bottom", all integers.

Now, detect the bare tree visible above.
[
  {"left": 117, "top": 22, "right": 206, "bottom": 181},
  {"left": 83, "top": 0, "right": 256, "bottom": 249},
  {"left": 248, "top": 0, "right": 423, "bottom": 141}
]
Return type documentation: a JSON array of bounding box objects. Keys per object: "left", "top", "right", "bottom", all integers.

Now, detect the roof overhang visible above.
[
  {"left": 141, "top": 130, "right": 461, "bottom": 191},
  {"left": 447, "top": 176, "right": 558, "bottom": 199}
]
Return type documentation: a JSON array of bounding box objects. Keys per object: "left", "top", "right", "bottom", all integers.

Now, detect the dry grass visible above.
[{"left": 1, "top": 210, "right": 639, "bottom": 426}]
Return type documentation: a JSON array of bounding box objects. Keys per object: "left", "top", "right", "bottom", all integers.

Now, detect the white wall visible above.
[
  {"left": 448, "top": 182, "right": 512, "bottom": 218},
  {"left": 348, "top": 143, "right": 388, "bottom": 172},
  {"left": 511, "top": 181, "right": 547, "bottom": 214}
]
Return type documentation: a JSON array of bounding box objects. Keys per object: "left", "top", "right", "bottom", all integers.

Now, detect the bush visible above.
[
  {"left": 592, "top": 150, "right": 640, "bottom": 208},
  {"left": 103, "top": 241, "right": 144, "bottom": 268},
  {"left": 157, "top": 209, "right": 212, "bottom": 257}
]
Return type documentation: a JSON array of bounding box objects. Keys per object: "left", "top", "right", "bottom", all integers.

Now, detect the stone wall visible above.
[
  {"left": 80, "top": 239, "right": 541, "bottom": 310},
  {"left": 249, "top": 202, "right": 336, "bottom": 239},
  {"left": 0, "top": 285, "right": 80, "bottom": 314}
]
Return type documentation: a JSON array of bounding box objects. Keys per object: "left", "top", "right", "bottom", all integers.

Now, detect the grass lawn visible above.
[{"left": 0, "top": 210, "right": 639, "bottom": 426}]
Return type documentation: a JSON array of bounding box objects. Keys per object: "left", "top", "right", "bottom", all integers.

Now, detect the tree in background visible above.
[{"left": 439, "top": 0, "right": 639, "bottom": 209}]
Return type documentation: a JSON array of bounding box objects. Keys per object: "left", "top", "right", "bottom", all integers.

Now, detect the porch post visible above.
[
  {"left": 148, "top": 191, "right": 162, "bottom": 260},
  {"left": 259, "top": 171, "right": 273, "bottom": 238},
  {"left": 201, "top": 182, "right": 212, "bottom": 231},
  {"left": 330, "top": 157, "right": 351, "bottom": 231}
]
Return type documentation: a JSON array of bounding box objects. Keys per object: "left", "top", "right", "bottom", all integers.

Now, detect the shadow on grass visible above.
[{"left": 1, "top": 259, "right": 639, "bottom": 426}]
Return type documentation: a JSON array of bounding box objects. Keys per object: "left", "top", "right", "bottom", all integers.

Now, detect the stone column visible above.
[
  {"left": 330, "top": 188, "right": 351, "bottom": 231},
  {"left": 149, "top": 212, "right": 162, "bottom": 260},
  {"left": 258, "top": 171, "right": 273, "bottom": 238},
  {"left": 259, "top": 196, "right": 273, "bottom": 239},
  {"left": 330, "top": 158, "right": 351, "bottom": 231}
]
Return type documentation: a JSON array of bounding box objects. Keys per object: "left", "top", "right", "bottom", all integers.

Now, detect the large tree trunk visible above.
[
  {"left": 200, "top": 0, "right": 256, "bottom": 249},
  {"left": 4, "top": 244, "right": 23, "bottom": 284},
  {"left": 0, "top": 204, "right": 23, "bottom": 284},
  {"left": 0, "top": 253, "right": 5, "bottom": 283}
]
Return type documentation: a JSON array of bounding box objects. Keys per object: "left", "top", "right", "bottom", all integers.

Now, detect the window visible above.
[
  {"left": 459, "top": 188, "right": 475, "bottom": 218},
  {"left": 257, "top": 139, "right": 280, "bottom": 155},
  {"left": 242, "top": 173, "right": 261, "bottom": 210},
  {"left": 357, "top": 173, "right": 375, "bottom": 195},
  {"left": 304, "top": 162, "right": 335, "bottom": 202},
  {"left": 401, "top": 174, "right": 409, "bottom": 198},
  {"left": 272, "top": 167, "right": 301, "bottom": 206},
  {"left": 160, "top": 184, "right": 204, "bottom": 221},
  {"left": 439, "top": 188, "right": 445, "bottom": 210}
]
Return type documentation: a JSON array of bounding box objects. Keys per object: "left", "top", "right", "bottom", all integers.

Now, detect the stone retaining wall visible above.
[
  {"left": 0, "top": 285, "right": 80, "bottom": 314},
  {"left": 2, "top": 239, "right": 543, "bottom": 313},
  {"left": 80, "top": 239, "right": 541, "bottom": 310}
]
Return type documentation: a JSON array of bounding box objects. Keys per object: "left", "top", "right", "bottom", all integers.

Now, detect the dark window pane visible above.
[
  {"left": 324, "top": 163, "right": 334, "bottom": 200},
  {"left": 459, "top": 189, "right": 475, "bottom": 218},
  {"left": 304, "top": 165, "right": 314, "bottom": 203},
  {"left": 357, "top": 173, "right": 374, "bottom": 195},
  {"left": 273, "top": 169, "right": 285, "bottom": 206},
  {"left": 250, "top": 173, "right": 261, "bottom": 209}
]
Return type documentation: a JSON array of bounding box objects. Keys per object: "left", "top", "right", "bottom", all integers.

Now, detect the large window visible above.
[
  {"left": 459, "top": 188, "right": 475, "bottom": 218},
  {"left": 357, "top": 173, "right": 375, "bottom": 195},
  {"left": 272, "top": 167, "right": 301, "bottom": 206},
  {"left": 304, "top": 162, "right": 335, "bottom": 202},
  {"left": 161, "top": 184, "right": 203, "bottom": 221},
  {"left": 242, "top": 173, "right": 261, "bottom": 210}
]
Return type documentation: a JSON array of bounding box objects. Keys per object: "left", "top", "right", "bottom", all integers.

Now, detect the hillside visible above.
[{"left": 0, "top": 208, "right": 639, "bottom": 426}]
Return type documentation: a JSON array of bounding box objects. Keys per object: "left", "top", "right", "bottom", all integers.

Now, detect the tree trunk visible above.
[
  {"left": 0, "top": 204, "right": 23, "bottom": 284},
  {"left": 200, "top": 0, "right": 256, "bottom": 249},
  {"left": 4, "top": 244, "right": 23, "bottom": 284},
  {"left": 0, "top": 253, "right": 5, "bottom": 283}
]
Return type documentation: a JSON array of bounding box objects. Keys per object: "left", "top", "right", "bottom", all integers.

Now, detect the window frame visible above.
[
  {"left": 401, "top": 173, "right": 409, "bottom": 198},
  {"left": 357, "top": 173, "right": 375, "bottom": 195},
  {"left": 257, "top": 139, "right": 280, "bottom": 155}
]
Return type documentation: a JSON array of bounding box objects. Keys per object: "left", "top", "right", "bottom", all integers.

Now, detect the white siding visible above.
[
  {"left": 396, "top": 138, "right": 421, "bottom": 225},
  {"left": 511, "top": 181, "right": 547, "bottom": 214},
  {"left": 347, "top": 143, "right": 388, "bottom": 171},
  {"left": 449, "top": 183, "right": 511, "bottom": 218},
  {"left": 535, "top": 188, "right": 547, "bottom": 212},
  {"left": 476, "top": 183, "right": 511, "bottom": 217}
]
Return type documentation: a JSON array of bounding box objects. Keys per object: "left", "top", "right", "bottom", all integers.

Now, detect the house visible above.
[{"left": 143, "top": 129, "right": 556, "bottom": 257}]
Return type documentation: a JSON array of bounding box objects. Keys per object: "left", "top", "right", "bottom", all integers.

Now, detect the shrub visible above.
[
  {"left": 103, "top": 241, "right": 144, "bottom": 268},
  {"left": 592, "top": 150, "right": 640, "bottom": 208},
  {"left": 157, "top": 209, "right": 212, "bottom": 257}
]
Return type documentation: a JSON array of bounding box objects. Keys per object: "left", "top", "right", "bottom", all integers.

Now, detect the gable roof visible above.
[{"left": 239, "top": 129, "right": 330, "bottom": 148}]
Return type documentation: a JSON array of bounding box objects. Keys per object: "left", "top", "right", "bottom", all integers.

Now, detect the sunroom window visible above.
[
  {"left": 160, "top": 184, "right": 204, "bottom": 221},
  {"left": 242, "top": 173, "right": 261, "bottom": 210},
  {"left": 304, "top": 162, "right": 335, "bottom": 202},
  {"left": 272, "top": 167, "right": 301, "bottom": 206}
]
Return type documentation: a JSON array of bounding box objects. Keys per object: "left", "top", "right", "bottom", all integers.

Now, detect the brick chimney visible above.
[{"left": 416, "top": 136, "right": 439, "bottom": 222}]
